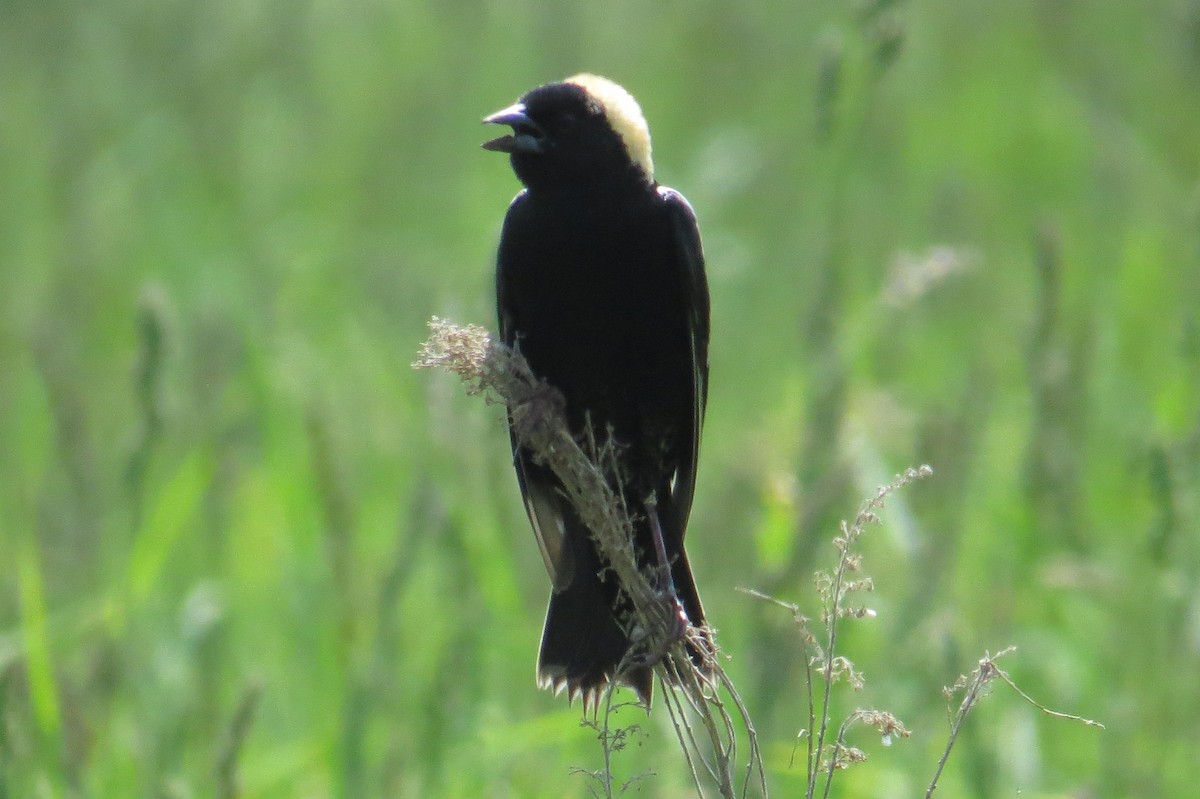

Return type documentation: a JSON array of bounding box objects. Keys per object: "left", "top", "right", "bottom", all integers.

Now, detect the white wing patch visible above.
[{"left": 522, "top": 476, "right": 573, "bottom": 591}]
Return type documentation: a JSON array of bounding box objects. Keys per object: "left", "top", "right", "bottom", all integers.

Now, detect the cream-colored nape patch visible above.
[{"left": 566, "top": 73, "right": 654, "bottom": 180}]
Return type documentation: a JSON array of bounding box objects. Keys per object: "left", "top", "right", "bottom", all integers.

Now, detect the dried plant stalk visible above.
[{"left": 416, "top": 318, "right": 765, "bottom": 798}]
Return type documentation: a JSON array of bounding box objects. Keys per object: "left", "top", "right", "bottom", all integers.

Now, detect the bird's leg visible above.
[
  {"left": 621, "top": 498, "right": 691, "bottom": 673},
  {"left": 644, "top": 495, "right": 674, "bottom": 592},
  {"left": 643, "top": 497, "right": 689, "bottom": 641}
]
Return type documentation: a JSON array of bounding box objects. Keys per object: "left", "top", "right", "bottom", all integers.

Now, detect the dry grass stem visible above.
[
  {"left": 810, "top": 467, "right": 929, "bottom": 799},
  {"left": 741, "top": 466, "right": 930, "bottom": 799},
  {"left": 925, "top": 646, "right": 1103, "bottom": 798},
  {"left": 416, "top": 318, "right": 766, "bottom": 798}
]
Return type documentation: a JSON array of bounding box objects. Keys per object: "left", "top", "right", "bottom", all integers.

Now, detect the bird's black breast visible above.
[{"left": 497, "top": 188, "right": 694, "bottom": 480}]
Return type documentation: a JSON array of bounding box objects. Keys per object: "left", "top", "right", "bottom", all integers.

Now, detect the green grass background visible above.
[{"left": 2, "top": 0, "right": 1197, "bottom": 796}]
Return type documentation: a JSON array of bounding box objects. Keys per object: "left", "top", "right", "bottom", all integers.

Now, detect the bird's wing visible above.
[
  {"left": 496, "top": 191, "right": 575, "bottom": 591},
  {"left": 658, "top": 186, "right": 710, "bottom": 537}
]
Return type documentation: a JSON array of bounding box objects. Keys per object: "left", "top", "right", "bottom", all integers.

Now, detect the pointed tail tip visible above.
[{"left": 536, "top": 665, "right": 654, "bottom": 713}]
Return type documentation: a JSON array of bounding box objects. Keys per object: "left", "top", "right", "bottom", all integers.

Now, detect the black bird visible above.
[{"left": 483, "top": 75, "right": 710, "bottom": 707}]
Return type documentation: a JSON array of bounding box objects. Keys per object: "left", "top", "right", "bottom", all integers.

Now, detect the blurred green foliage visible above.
[{"left": 2, "top": 0, "right": 1198, "bottom": 796}]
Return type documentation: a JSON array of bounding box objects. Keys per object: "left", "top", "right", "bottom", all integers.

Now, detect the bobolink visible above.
[{"left": 484, "top": 75, "right": 710, "bottom": 707}]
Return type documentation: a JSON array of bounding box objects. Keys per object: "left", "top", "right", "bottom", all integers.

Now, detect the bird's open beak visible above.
[{"left": 482, "top": 103, "right": 546, "bottom": 154}]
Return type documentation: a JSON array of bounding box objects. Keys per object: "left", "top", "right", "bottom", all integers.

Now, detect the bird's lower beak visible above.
[{"left": 482, "top": 103, "right": 546, "bottom": 154}]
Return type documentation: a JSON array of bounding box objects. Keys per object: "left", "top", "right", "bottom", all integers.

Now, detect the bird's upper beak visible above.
[{"left": 482, "top": 103, "right": 547, "bottom": 154}]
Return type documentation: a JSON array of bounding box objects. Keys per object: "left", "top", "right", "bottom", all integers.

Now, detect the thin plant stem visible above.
[
  {"left": 416, "top": 320, "right": 767, "bottom": 799},
  {"left": 809, "top": 529, "right": 849, "bottom": 799},
  {"left": 993, "top": 668, "right": 1105, "bottom": 728},
  {"left": 925, "top": 660, "right": 990, "bottom": 798}
]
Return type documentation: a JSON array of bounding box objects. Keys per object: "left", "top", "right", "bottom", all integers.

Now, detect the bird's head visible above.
[{"left": 482, "top": 74, "right": 654, "bottom": 193}]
